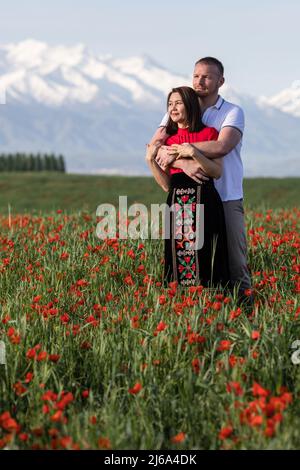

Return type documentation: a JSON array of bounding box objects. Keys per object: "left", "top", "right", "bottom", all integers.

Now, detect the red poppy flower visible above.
[
  {"left": 171, "top": 432, "right": 186, "bottom": 444},
  {"left": 98, "top": 437, "right": 111, "bottom": 449},
  {"left": 249, "top": 415, "right": 263, "bottom": 427},
  {"left": 192, "top": 358, "right": 201, "bottom": 374},
  {"left": 51, "top": 410, "right": 63, "bottom": 422},
  {"left": 37, "top": 351, "right": 47, "bottom": 361},
  {"left": 124, "top": 275, "right": 134, "bottom": 285},
  {"left": 217, "top": 340, "right": 232, "bottom": 352},
  {"left": 0, "top": 412, "right": 19, "bottom": 432},
  {"left": 56, "top": 392, "right": 74, "bottom": 410},
  {"left": 226, "top": 381, "right": 243, "bottom": 396},
  {"left": 24, "top": 372, "right": 34, "bottom": 383},
  {"left": 218, "top": 426, "right": 233, "bottom": 440},
  {"left": 156, "top": 321, "right": 168, "bottom": 332},
  {"left": 49, "top": 354, "right": 60, "bottom": 363},
  {"left": 252, "top": 382, "right": 270, "bottom": 397},
  {"left": 128, "top": 382, "right": 142, "bottom": 395},
  {"left": 251, "top": 331, "right": 260, "bottom": 340},
  {"left": 90, "top": 416, "right": 97, "bottom": 425},
  {"left": 13, "top": 382, "right": 27, "bottom": 396},
  {"left": 212, "top": 302, "right": 222, "bottom": 311}
]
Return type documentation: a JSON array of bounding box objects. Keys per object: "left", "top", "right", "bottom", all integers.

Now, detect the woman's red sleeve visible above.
[{"left": 204, "top": 127, "right": 219, "bottom": 141}]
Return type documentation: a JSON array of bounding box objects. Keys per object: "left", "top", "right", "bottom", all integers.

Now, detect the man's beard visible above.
[{"left": 194, "top": 85, "right": 219, "bottom": 98}]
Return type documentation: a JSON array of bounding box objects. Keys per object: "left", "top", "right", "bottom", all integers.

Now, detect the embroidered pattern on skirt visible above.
[{"left": 171, "top": 185, "right": 202, "bottom": 286}]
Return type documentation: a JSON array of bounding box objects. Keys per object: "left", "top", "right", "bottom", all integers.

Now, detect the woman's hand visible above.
[
  {"left": 169, "top": 143, "right": 195, "bottom": 159},
  {"left": 155, "top": 146, "right": 176, "bottom": 170},
  {"left": 145, "top": 141, "right": 161, "bottom": 163}
]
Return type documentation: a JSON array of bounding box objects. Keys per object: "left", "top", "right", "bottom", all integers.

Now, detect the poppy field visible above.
[{"left": 0, "top": 204, "right": 300, "bottom": 450}]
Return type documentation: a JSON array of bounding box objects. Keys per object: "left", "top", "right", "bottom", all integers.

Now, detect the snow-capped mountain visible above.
[
  {"left": 0, "top": 39, "right": 187, "bottom": 107},
  {"left": 0, "top": 39, "right": 299, "bottom": 176},
  {"left": 259, "top": 81, "right": 300, "bottom": 118}
]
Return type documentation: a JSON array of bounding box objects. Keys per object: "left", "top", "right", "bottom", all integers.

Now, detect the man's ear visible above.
[{"left": 219, "top": 76, "right": 225, "bottom": 88}]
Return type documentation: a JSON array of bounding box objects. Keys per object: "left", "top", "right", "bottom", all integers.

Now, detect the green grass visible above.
[
  {"left": 0, "top": 173, "right": 299, "bottom": 213},
  {"left": 0, "top": 207, "right": 299, "bottom": 449},
  {"left": 0, "top": 172, "right": 299, "bottom": 449}
]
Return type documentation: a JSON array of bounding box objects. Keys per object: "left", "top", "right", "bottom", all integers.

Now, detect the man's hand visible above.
[
  {"left": 175, "top": 159, "right": 209, "bottom": 183},
  {"left": 155, "top": 144, "right": 209, "bottom": 183},
  {"left": 155, "top": 146, "right": 176, "bottom": 170},
  {"left": 170, "top": 143, "right": 194, "bottom": 159}
]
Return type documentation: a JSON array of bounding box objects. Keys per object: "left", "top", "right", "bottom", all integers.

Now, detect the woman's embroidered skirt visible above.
[{"left": 164, "top": 173, "right": 229, "bottom": 287}]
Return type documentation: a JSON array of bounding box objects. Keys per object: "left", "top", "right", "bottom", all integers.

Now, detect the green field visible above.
[
  {"left": 0, "top": 173, "right": 299, "bottom": 450},
  {"left": 0, "top": 173, "right": 299, "bottom": 213}
]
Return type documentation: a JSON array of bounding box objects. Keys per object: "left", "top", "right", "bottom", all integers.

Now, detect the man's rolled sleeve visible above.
[
  {"left": 159, "top": 113, "right": 169, "bottom": 127},
  {"left": 221, "top": 106, "right": 245, "bottom": 135}
]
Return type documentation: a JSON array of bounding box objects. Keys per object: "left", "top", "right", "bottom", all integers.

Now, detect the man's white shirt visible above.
[{"left": 159, "top": 95, "right": 245, "bottom": 202}]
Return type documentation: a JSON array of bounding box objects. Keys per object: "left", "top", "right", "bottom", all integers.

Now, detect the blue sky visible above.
[{"left": 1, "top": 0, "right": 299, "bottom": 96}]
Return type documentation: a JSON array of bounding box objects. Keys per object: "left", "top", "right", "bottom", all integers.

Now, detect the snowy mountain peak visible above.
[
  {"left": 3, "top": 39, "right": 87, "bottom": 69},
  {"left": 0, "top": 40, "right": 300, "bottom": 176},
  {"left": 259, "top": 81, "right": 300, "bottom": 117},
  {"left": 0, "top": 40, "right": 256, "bottom": 110},
  {"left": 4, "top": 39, "right": 49, "bottom": 68},
  {"left": 0, "top": 40, "right": 191, "bottom": 107}
]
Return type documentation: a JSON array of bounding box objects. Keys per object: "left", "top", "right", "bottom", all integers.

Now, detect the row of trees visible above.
[{"left": 0, "top": 153, "right": 66, "bottom": 172}]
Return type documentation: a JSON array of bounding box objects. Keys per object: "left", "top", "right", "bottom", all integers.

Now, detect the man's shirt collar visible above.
[{"left": 212, "top": 95, "right": 224, "bottom": 110}]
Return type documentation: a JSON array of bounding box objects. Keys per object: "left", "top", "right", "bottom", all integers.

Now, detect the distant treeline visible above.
[{"left": 0, "top": 153, "right": 66, "bottom": 172}]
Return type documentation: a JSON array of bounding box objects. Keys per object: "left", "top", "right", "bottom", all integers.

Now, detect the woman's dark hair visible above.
[{"left": 165, "top": 86, "right": 204, "bottom": 136}]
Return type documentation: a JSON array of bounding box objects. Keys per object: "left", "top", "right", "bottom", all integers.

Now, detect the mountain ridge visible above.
[{"left": 0, "top": 39, "right": 299, "bottom": 176}]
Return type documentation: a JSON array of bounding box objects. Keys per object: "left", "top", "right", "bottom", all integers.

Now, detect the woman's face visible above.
[{"left": 168, "top": 92, "right": 187, "bottom": 127}]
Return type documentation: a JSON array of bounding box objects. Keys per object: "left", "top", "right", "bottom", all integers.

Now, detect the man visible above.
[{"left": 150, "top": 57, "right": 252, "bottom": 303}]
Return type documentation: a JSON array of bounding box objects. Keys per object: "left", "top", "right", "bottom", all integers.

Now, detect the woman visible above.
[{"left": 146, "top": 86, "right": 229, "bottom": 287}]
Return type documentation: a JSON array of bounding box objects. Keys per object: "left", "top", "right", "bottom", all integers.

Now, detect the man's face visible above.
[{"left": 192, "top": 63, "right": 224, "bottom": 97}]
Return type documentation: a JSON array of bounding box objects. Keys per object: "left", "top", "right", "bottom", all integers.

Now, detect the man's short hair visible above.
[{"left": 195, "top": 57, "right": 224, "bottom": 76}]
